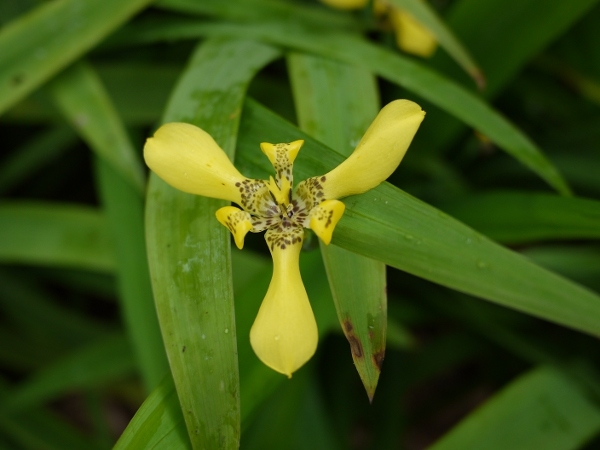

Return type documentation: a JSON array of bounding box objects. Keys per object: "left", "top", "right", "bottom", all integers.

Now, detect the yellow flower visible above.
[
  {"left": 319, "top": 0, "right": 437, "bottom": 58},
  {"left": 144, "top": 100, "right": 425, "bottom": 377}
]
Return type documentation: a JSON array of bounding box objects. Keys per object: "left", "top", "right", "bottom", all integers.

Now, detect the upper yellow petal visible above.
[
  {"left": 250, "top": 227, "right": 318, "bottom": 377},
  {"left": 144, "top": 122, "right": 245, "bottom": 203},
  {"left": 321, "top": 99, "right": 425, "bottom": 199},
  {"left": 391, "top": 9, "right": 437, "bottom": 57}
]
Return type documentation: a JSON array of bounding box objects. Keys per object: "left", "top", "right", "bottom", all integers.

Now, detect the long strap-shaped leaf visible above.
[
  {"left": 387, "top": 0, "right": 485, "bottom": 87},
  {"left": 118, "top": 19, "right": 571, "bottom": 195},
  {"left": 440, "top": 191, "right": 600, "bottom": 245},
  {"left": 48, "top": 61, "right": 167, "bottom": 390},
  {"left": 237, "top": 99, "right": 600, "bottom": 338},
  {"left": 48, "top": 61, "right": 146, "bottom": 194},
  {"left": 287, "top": 53, "right": 387, "bottom": 400},
  {"left": 0, "top": 202, "right": 114, "bottom": 272},
  {"left": 0, "top": 0, "right": 151, "bottom": 116},
  {"left": 429, "top": 366, "right": 600, "bottom": 450},
  {"left": 145, "top": 38, "right": 280, "bottom": 449}
]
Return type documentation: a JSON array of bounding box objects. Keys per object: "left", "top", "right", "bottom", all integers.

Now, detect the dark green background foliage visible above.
[{"left": 1, "top": 0, "right": 600, "bottom": 449}]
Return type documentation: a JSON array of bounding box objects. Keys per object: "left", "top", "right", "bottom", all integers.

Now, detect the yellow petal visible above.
[
  {"left": 318, "top": 0, "right": 368, "bottom": 9},
  {"left": 215, "top": 206, "right": 253, "bottom": 249},
  {"left": 250, "top": 227, "right": 318, "bottom": 377},
  {"left": 321, "top": 99, "right": 425, "bottom": 199},
  {"left": 391, "top": 8, "right": 437, "bottom": 57},
  {"left": 309, "top": 199, "right": 346, "bottom": 245},
  {"left": 144, "top": 122, "right": 245, "bottom": 203},
  {"left": 260, "top": 140, "right": 303, "bottom": 168}
]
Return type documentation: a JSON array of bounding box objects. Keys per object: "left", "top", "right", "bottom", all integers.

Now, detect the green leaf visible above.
[
  {"left": 441, "top": 191, "right": 600, "bottom": 244},
  {"left": 439, "top": 0, "right": 600, "bottom": 97},
  {"left": 1, "top": 332, "right": 134, "bottom": 413},
  {"left": 237, "top": 99, "right": 600, "bottom": 338},
  {"left": 145, "top": 38, "right": 280, "bottom": 448},
  {"left": 48, "top": 61, "right": 145, "bottom": 194},
  {"left": 387, "top": 0, "right": 485, "bottom": 87},
  {"left": 0, "top": 0, "right": 152, "bottom": 116},
  {"left": 122, "top": 18, "right": 571, "bottom": 194},
  {"left": 287, "top": 52, "right": 387, "bottom": 400},
  {"left": 0, "top": 126, "right": 76, "bottom": 194},
  {"left": 0, "top": 202, "right": 114, "bottom": 272},
  {"left": 114, "top": 375, "right": 191, "bottom": 450},
  {"left": 95, "top": 158, "right": 169, "bottom": 391},
  {"left": 156, "top": 0, "right": 359, "bottom": 30},
  {"left": 422, "top": 0, "right": 600, "bottom": 155},
  {"left": 429, "top": 366, "right": 600, "bottom": 450}
]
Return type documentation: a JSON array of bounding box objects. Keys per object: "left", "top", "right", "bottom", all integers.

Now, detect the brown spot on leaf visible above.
[
  {"left": 343, "top": 319, "right": 353, "bottom": 333},
  {"left": 348, "top": 334, "right": 363, "bottom": 359},
  {"left": 182, "top": 345, "right": 186, "bottom": 353},
  {"left": 372, "top": 350, "right": 385, "bottom": 372}
]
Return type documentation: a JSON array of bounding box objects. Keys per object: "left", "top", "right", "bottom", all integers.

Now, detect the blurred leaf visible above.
[
  {"left": 146, "top": 38, "right": 280, "bottom": 448},
  {"left": 429, "top": 366, "right": 600, "bottom": 450},
  {"left": 114, "top": 375, "right": 191, "bottom": 450},
  {"left": 242, "top": 367, "right": 342, "bottom": 450},
  {"left": 387, "top": 0, "right": 484, "bottom": 87},
  {"left": 523, "top": 245, "right": 600, "bottom": 292},
  {"left": 438, "top": 0, "right": 600, "bottom": 96},
  {"left": 238, "top": 99, "right": 600, "bottom": 338},
  {"left": 156, "top": 0, "right": 359, "bottom": 29},
  {"left": 1, "top": 332, "right": 134, "bottom": 413},
  {"left": 123, "top": 18, "right": 571, "bottom": 194},
  {"left": 0, "top": 126, "right": 76, "bottom": 194},
  {"left": 95, "top": 158, "right": 169, "bottom": 391},
  {"left": 441, "top": 191, "right": 600, "bottom": 244},
  {"left": 48, "top": 61, "right": 145, "bottom": 193},
  {"left": 0, "top": 202, "right": 114, "bottom": 272},
  {"left": 421, "top": 0, "right": 600, "bottom": 155},
  {"left": 288, "top": 53, "right": 387, "bottom": 400},
  {"left": 0, "top": 0, "right": 152, "bottom": 116},
  {"left": 0, "top": 269, "right": 107, "bottom": 346}
]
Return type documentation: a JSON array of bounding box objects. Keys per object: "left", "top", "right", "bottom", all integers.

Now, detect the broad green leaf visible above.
[
  {"left": 0, "top": 0, "right": 151, "bottom": 116},
  {"left": 122, "top": 18, "right": 570, "bottom": 195},
  {"left": 429, "top": 366, "right": 600, "bottom": 450},
  {"left": 387, "top": 0, "right": 484, "bottom": 87},
  {"left": 1, "top": 332, "right": 134, "bottom": 413},
  {"left": 114, "top": 375, "right": 191, "bottom": 450},
  {"left": 287, "top": 52, "right": 387, "bottom": 400},
  {"left": 0, "top": 202, "right": 114, "bottom": 272},
  {"left": 146, "top": 38, "right": 280, "bottom": 449},
  {"left": 95, "top": 159, "right": 169, "bottom": 391},
  {"left": 48, "top": 61, "right": 145, "bottom": 194},
  {"left": 237, "top": 99, "right": 600, "bottom": 338},
  {"left": 0, "top": 126, "right": 76, "bottom": 194},
  {"left": 441, "top": 192, "right": 600, "bottom": 244}
]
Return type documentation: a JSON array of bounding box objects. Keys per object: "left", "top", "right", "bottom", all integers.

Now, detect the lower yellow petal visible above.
[
  {"left": 250, "top": 227, "right": 318, "bottom": 377},
  {"left": 391, "top": 9, "right": 437, "bottom": 57},
  {"left": 309, "top": 199, "right": 346, "bottom": 245},
  {"left": 321, "top": 99, "right": 425, "bottom": 200},
  {"left": 215, "top": 206, "right": 253, "bottom": 249},
  {"left": 144, "top": 123, "right": 245, "bottom": 203}
]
